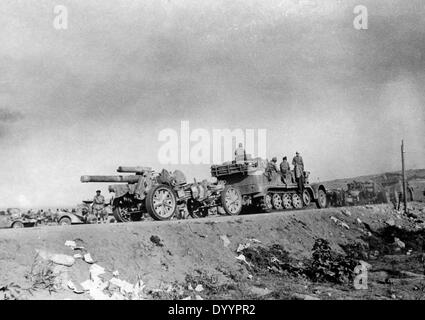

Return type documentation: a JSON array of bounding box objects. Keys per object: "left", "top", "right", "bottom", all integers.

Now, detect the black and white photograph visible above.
[{"left": 1, "top": 0, "right": 425, "bottom": 305}]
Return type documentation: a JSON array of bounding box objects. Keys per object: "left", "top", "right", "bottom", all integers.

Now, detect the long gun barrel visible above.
[
  {"left": 117, "top": 166, "right": 152, "bottom": 173},
  {"left": 80, "top": 175, "right": 140, "bottom": 183}
]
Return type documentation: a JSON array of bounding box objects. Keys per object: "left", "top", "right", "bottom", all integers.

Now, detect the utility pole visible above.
[{"left": 401, "top": 140, "right": 408, "bottom": 213}]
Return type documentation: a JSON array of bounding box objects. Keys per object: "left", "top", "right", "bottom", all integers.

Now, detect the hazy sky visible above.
[{"left": 1, "top": 0, "right": 424, "bottom": 207}]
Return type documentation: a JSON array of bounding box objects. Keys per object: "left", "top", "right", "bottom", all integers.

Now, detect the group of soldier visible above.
[
  {"left": 7, "top": 190, "right": 110, "bottom": 225},
  {"left": 235, "top": 143, "right": 306, "bottom": 194},
  {"left": 266, "top": 152, "right": 305, "bottom": 194}
]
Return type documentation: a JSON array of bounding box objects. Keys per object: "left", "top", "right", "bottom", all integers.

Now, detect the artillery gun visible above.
[{"left": 81, "top": 166, "right": 242, "bottom": 222}]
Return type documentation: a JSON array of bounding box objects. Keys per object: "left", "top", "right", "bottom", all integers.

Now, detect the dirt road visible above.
[{"left": 1, "top": 203, "right": 425, "bottom": 300}]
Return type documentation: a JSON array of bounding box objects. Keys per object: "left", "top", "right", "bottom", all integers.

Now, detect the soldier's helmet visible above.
[
  {"left": 96, "top": 190, "right": 101, "bottom": 193},
  {"left": 272, "top": 157, "right": 277, "bottom": 162}
]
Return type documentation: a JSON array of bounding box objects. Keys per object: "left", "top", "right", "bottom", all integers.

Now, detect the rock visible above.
[
  {"left": 109, "top": 277, "right": 134, "bottom": 294},
  {"left": 356, "top": 218, "right": 362, "bottom": 224},
  {"left": 341, "top": 222, "right": 350, "bottom": 230},
  {"left": 83, "top": 253, "right": 95, "bottom": 264},
  {"left": 112, "top": 270, "right": 120, "bottom": 277},
  {"left": 73, "top": 253, "right": 83, "bottom": 259},
  {"left": 110, "top": 292, "right": 126, "bottom": 300},
  {"left": 250, "top": 286, "right": 271, "bottom": 296},
  {"left": 236, "top": 254, "right": 252, "bottom": 266},
  {"left": 89, "top": 264, "right": 106, "bottom": 290},
  {"left": 88, "top": 287, "right": 111, "bottom": 300},
  {"left": 67, "top": 280, "right": 85, "bottom": 294},
  {"left": 293, "top": 293, "right": 320, "bottom": 300},
  {"left": 36, "top": 249, "right": 74, "bottom": 266},
  {"left": 237, "top": 243, "right": 250, "bottom": 252},
  {"left": 150, "top": 235, "right": 164, "bottom": 247},
  {"left": 386, "top": 219, "right": 395, "bottom": 227},
  {"left": 394, "top": 237, "right": 405, "bottom": 249},
  {"left": 220, "top": 235, "right": 230, "bottom": 248},
  {"left": 341, "top": 209, "right": 351, "bottom": 217},
  {"left": 330, "top": 216, "right": 350, "bottom": 229},
  {"left": 194, "top": 284, "right": 204, "bottom": 292},
  {"left": 64, "top": 240, "right": 76, "bottom": 248},
  {"left": 51, "top": 254, "right": 75, "bottom": 267}
]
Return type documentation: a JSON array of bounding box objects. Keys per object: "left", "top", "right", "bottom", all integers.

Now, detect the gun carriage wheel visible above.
[
  {"left": 146, "top": 184, "right": 177, "bottom": 221},
  {"left": 221, "top": 185, "right": 242, "bottom": 215}
]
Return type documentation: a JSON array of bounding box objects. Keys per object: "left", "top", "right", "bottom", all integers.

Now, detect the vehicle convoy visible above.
[
  {"left": 210, "top": 158, "right": 328, "bottom": 213},
  {"left": 0, "top": 208, "right": 38, "bottom": 229},
  {"left": 81, "top": 166, "right": 242, "bottom": 222},
  {"left": 327, "top": 180, "right": 389, "bottom": 207}
]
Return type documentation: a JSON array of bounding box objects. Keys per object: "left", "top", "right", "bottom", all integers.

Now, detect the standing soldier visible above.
[
  {"left": 92, "top": 190, "right": 106, "bottom": 223},
  {"left": 279, "top": 156, "right": 291, "bottom": 184},
  {"left": 265, "top": 157, "right": 278, "bottom": 181},
  {"left": 235, "top": 142, "right": 246, "bottom": 164},
  {"left": 292, "top": 152, "right": 305, "bottom": 194}
]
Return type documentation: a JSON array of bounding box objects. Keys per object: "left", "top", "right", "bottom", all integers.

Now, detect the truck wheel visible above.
[
  {"left": 282, "top": 193, "right": 292, "bottom": 209},
  {"left": 292, "top": 193, "right": 303, "bottom": 209},
  {"left": 12, "top": 221, "right": 24, "bottom": 228},
  {"left": 272, "top": 193, "right": 283, "bottom": 210},
  {"left": 316, "top": 189, "right": 328, "bottom": 209},
  {"left": 221, "top": 186, "right": 242, "bottom": 215},
  {"left": 302, "top": 190, "right": 311, "bottom": 206},
  {"left": 146, "top": 184, "right": 177, "bottom": 220},
  {"left": 113, "top": 206, "right": 131, "bottom": 222},
  {"left": 59, "top": 217, "right": 71, "bottom": 225}
]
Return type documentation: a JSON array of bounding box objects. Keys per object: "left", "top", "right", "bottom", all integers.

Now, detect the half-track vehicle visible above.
[
  {"left": 210, "top": 158, "right": 327, "bottom": 213},
  {"left": 81, "top": 166, "right": 242, "bottom": 222}
]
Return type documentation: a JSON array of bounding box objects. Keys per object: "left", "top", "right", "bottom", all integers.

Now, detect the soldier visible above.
[
  {"left": 280, "top": 156, "right": 291, "bottom": 184},
  {"left": 265, "top": 157, "right": 278, "bottom": 181},
  {"left": 235, "top": 142, "right": 246, "bottom": 164},
  {"left": 292, "top": 152, "right": 305, "bottom": 194},
  {"left": 92, "top": 190, "right": 106, "bottom": 223}
]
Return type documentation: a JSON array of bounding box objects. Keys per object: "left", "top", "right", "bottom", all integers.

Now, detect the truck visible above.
[
  {"left": 81, "top": 166, "right": 242, "bottom": 222},
  {"left": 327, "top": 180, "right": 389, "bottom": 207},
  {"left": 210, "top": 158, "right": 328, "bottom": 213}
]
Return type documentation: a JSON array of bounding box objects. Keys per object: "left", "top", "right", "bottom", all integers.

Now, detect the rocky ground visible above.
[{"left": 1, "top": 202, "right": 425, "bottom": 300}]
